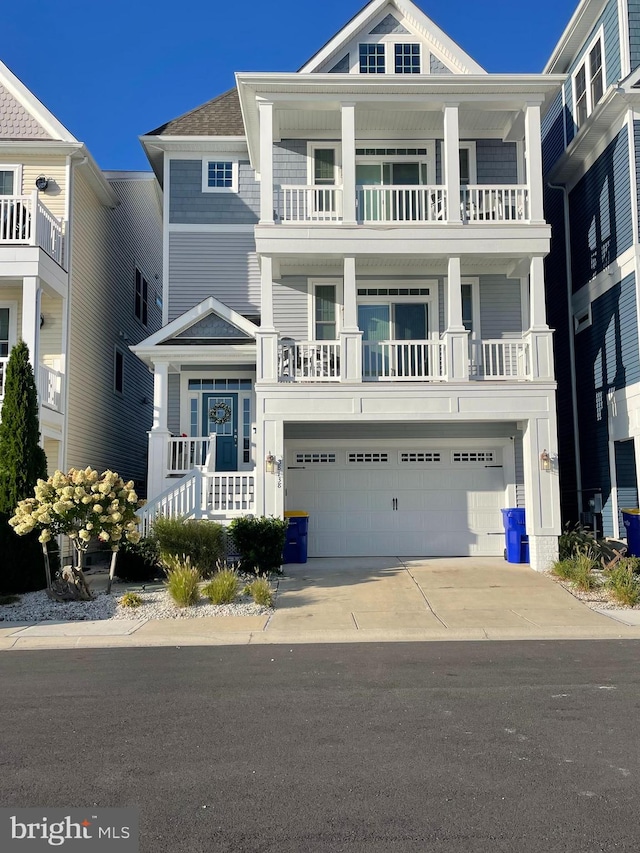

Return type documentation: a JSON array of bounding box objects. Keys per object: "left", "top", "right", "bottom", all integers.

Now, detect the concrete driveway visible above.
[{"left": 267, "top": 557, "right": 630, "bottom": 641}]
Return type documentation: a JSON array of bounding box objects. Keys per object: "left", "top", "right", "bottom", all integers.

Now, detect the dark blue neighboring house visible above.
[{"left": 543, "top": 0, "right": 640, "bottom": 538}]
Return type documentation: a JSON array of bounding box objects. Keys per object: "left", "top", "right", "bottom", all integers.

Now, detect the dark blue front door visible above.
[{"left": 202, "top": 393, "right": 238, "bottom": 472}]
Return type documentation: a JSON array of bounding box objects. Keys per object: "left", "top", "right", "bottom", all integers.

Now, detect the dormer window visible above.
[
  {"left": 359, "top": 44, "right": 385, "bottom": 73},
  {"left": 395, "top": 44, "right": 421, "bottom": 74},
  {"left": 572, "top": 31, "right": 605, "bottom": 130}
]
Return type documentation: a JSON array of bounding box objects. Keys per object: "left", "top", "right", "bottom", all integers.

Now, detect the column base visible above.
[{"left": 528, "top": 535, "right": 559, "bottom": 572}]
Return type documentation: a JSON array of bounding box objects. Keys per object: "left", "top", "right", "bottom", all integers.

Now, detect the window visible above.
[
  {"left": 458, "top": 142, "right": 477, "bottom": 185},
  {"left": 0, "top": 308, "right": 10, "bottom": 357},
  {"left": 0, "top": 171, "right": 15, "bottom": 195},
  {"left": 134, "top": 267, "right": 148, "bottom": 326},
  {"left": 395, "top": 43, "right": 420, "bottom": 73},
  {"left": 202, "top": 159, "right": 238, "bottom": 192},
  {"left": 313, "top": 149, "right": 336, "bottom": 186},
  {"left": 360, "top": 43, "right": 386, "bottom": 73},
  {"left": 314, "top": 284, "right": 337, "bottom": 340},
  {"left": 572, "top": 32, "right": 605, "bottom": 129},
  {"left": 114, "top": 347, "right": 125, "bottom": 394}
]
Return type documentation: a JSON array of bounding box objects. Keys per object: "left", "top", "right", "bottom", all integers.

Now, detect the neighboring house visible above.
[
  {"left": 543, "top": 0, "right": 640, "bottom": 538},
  {"left": 136, "top": 0, "right": 564, "bottom": 569},
  {"left": 0, "top": 61, "right": 162, "bottom": 490}
]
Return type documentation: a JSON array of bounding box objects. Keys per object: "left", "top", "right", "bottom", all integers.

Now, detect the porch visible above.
[
  {"left": 0, "top": 359, "right": 65, "bottom": 413},
  {"left": 0, "top": 192, "right": 65, "bottom": 268}
]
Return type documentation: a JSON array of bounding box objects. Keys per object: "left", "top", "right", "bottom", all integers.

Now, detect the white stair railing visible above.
[{"left": 138, "top": 470, "right": 201, "bottom": 537}]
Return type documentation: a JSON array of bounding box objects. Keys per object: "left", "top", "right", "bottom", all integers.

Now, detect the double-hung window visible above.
[
  {"left": 573, "top": 32, "right": 605, "bottom": 129},
  {"left": 134, "top": 267, "right": 148, "bottom": 326}
]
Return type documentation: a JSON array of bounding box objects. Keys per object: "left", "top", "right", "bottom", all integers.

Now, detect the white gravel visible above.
[
  {"left": 0, "top": 582, "right": 274, "bottom": 622},
  {"left": 546, "top": 572, "right": 640, "bottom": 610}
]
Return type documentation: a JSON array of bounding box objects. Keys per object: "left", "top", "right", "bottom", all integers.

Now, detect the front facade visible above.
[
  {"left": 543, "top": 0, "right": 640, "bottom": 538},
  {"left": 0, "top": 61, "right": 162, "bottom": 488},
  {"left": 137, "top": 0, "right": 563, "bottom": 569}
]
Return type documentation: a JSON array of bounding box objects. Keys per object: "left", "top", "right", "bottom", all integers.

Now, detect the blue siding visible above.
[
  {"left": 568, "top": 126, "right": 632, "bottom": 293},
  {"left": 574, "top": 273, "right": 640, "bottom": 535},
  {"left": 564, "top": 0, "right": 620, "bottom": 144},
  {"left": 629, "top": 0, "right": 640, "bottom": 71},
  {"left": 169, "top": 160, "right": 259, "bottom": 225},
  {"left": 615, "top": 439, "right": 638, "bottom": 533},
  {"left": 542, "top": 90, "right": 565, "bottom": 174}
]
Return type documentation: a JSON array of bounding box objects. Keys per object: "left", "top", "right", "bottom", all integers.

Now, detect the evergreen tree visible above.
[{"left": 0, "top": 341, "right": 50, "bottom": 592}]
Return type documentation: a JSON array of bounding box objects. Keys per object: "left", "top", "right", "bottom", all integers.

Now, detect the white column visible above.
[
  {"left": 148, "top": 361, "right": 170, "bottom": 500},
  {"left": 262, "top": 418, "right": 284, "bottom": 518},
  {"left": 524, "top": 256, "right": 554, "bottom": 380},
  {"left": 256, "top": 255, "right": 278, "bottom": 382},
  {"left": 443, "top": 104, "right": 461, "bottom": 224},
  {"left": 524, "top": 102, "right": 544, "bottom": 222},
  {"left": 340, "top": 255, "right": 362, "bottom": 382},
  {"left": 22, "top": 276, "right": 40, "bottom": 370},
  {"left": 259, "top": 101, "right": 274, "bottom": 225},
  {"left": 341, "top": 102, "right": 356, "bottom": 225},
  {"left": 444, "top": 257, "right": 468, "bottom": 380},
  {"left": 522, "top": 410, "right": 561, "bottom": 571}
]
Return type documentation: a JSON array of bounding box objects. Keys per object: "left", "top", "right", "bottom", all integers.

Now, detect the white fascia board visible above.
[
  {"left": 0, "top": 60, "right": 78, "bottom": 142},
  {"left": 133, "top": 344, "right": 257, "bottom": 368},
  {"left": 139, "top": 136, "right": 247, "bottom": 148},
  {"left": 131, "top": 296, "right": 259, "bottom": 350},
  {"left": 71, "top": 147, "right": 120, "bottom": 208},
  {"left": 543, "top": 0, "right": 608, "bottom": 73}
]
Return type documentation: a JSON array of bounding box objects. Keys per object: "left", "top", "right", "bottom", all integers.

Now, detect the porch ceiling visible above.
[{"left": 277, "top": 255, "right": 531, "bottom": 277}]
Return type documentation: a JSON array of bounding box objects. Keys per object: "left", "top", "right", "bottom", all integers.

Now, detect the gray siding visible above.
[
  {"left": 329, "top": 54, "right": 350, "bottom": 73},
  {"left": 476, "top": 140, "right": 518, "bottom": 184},
  {"left": 168, "top": 232, "right": 260, "bottom": 321},
  {"left": 274, "top": 277, "right": 309, "bottom": 339},
  {"left": 285, "top": 422, "right": 518, "bottom": 440},
  {"left": 169, "top": 159, "right": 259, "bottom": 225},
  {"left": 430, "top": 55, "right": 453, "bottom": 74},
  {"left": 168, "top": 373, "right": 181, "bottom": 435},
  {"left": 565, "top": 0, "right": 620, "bottom": 145},
  {"left": 630, "top": 0, "right": 640, "bottom": 71},
  {"left": 479, "top": 276, "right": 522, "bottom": 338},
  {"left": 274, "top": 140, "right": 309, "bottom": 186},
  {"left": 568, "top": 126, "right": 632, "bottom": 292}
]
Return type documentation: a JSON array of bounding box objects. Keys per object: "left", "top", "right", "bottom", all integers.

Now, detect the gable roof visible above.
[
  {"left": 145, "top": 88, "right": 244, "bottom": 137},
  {"left": 299, "top": 0, "right": 485, "bottom": 75},
  {"left": 0, "top": 60, "right": 77, "bottom": 142}
]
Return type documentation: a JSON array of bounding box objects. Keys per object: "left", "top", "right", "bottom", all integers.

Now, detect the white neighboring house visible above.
[
  {"left": 136, "top": 0, "right": 564, "bottom": 569},
  {"left": 0, "top": 61, "right": 162, "bottom": 488}
]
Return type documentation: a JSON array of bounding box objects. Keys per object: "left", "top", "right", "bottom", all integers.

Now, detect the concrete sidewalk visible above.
[{"left": 1, "top": 557, "right": 639, "bottom": 649}]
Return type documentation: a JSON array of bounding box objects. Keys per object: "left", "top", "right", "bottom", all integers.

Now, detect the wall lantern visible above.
[
  {"left": 265, "top": 452, "right": 276, "bottom": 474},
  {"left": 540, "top": 449, "right": 551, "bottom": 472}
]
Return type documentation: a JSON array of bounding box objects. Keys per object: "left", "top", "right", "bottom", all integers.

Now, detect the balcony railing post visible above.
[{"left": 29, "top": 191, "right": 38, "bottom": 246}]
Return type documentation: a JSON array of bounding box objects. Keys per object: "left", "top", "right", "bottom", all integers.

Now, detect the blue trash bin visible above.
[
  {"left": 622, "top": 509, "right": 640, "bottom": 557},
  {"left": 501, "top": 508, "right": 529, "bottom": 563},
  {"left": 283, "top": 511, "right": 309, "bottom": 564}
]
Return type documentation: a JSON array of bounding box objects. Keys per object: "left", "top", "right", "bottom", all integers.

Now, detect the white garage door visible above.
[{"left": 285, "top": 443, "right": 509, "bottom": 557}]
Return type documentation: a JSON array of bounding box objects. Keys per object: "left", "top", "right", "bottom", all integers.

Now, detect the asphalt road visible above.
[{"left": 1, "top": 641, "right": 639, "bottom": 852}]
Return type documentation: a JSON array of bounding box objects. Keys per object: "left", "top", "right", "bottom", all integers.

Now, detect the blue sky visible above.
[{"left": 3, "top": 0, "right": 579, "bottom": 171}]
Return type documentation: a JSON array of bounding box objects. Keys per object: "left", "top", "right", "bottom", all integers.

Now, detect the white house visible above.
[
  {"left": 135, "top": 0, "right": 564, "bottom": 569},
  {"left": 0, "top": 61, "right": 162, "bottom": 488}
]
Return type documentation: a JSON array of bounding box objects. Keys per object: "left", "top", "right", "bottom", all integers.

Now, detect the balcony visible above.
[
  {"left": 276, "top": 185, "right": 529, "bottom": 226},
  {"left": 276, "top": 338, "right": 532, "bottom": 383},
  {"left": 0, "top": 193, "right": 65, "bottom": 267},
  {"left": 0, "top": 361, "right": 65, "bottom": 413}
]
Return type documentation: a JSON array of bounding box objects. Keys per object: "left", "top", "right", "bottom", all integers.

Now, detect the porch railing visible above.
[
  {"left": 202, "top": 472, "right": 255, "bottom": 514},
  {"left": 167, "top": 437, "right": 210, "bottom": 476},
  {"left": 280, "top": 186, "right": 343, "bottom": 223},
  {"left": 357, "top": 185, "right": 447, "bottom": 223},
  {"left": 362, "top": 340, "right": 447, "bottom": 381},
  {"left": 470, "top": 340, "right": 530, "bottom": 380},
  {"left": 278, "top": 340, "right": 341, "bottom": 382},
  {"left": 461, "top": 185, "right": 529, "bottom": 223},
  {"left": 0, "top": 193, "right": 64, "bottom": 265},
  {"left": 37, "top": 364, "right": 64, "bottom": 412}
]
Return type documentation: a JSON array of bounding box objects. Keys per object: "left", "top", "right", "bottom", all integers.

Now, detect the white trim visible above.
[
  {"left": 570, "top": 25, "right": 605, "bottom": 132},
  {"left": 628, "top": 111, "right": 639, "bottom": 249},
  {"left": 563, "top": 107, "right": 628, "bottom": 192},
  {"left": 201, "top": 157, "right": 239, "bottom": 193},
  {"left": 306, "top": 142, "right": 342, "bottom": 186},
  {"left": 0, "top": 300, "right": 18, "bottom": 354},
  {"left": 0, "top": 163, "right": 22, "bottom": 195},
  {"left": 168, "top": 223, "right": 255, "bottom": 233},
  {"left": 573, "top": 303, "right": 593, "bottom": 333},
  {"left": 571, "top": 245, "right": 636, "bottom": 312},
  {"left": 355, "top": 140, "right": 437, "bottom": 185},
  {"left": 356, "top": 278, "right": 439, "bottom": 340},
  {"left": 162, "top": 151, "right": 170, "bottom": 327},
  {"left": 459, "top": 141, "right": 477, "bottom": 184},
  {"left": 609, "top": 437, "right": 620, "bottom": 538},
  {"left": 308, "top": 277, "right": 343, "bottom": 340},
  {"left": 461, "top": 276, "right": 480, "bottom": 340},
  {"left": 618, "top": 0, "right": 631, "bottom": 79}
]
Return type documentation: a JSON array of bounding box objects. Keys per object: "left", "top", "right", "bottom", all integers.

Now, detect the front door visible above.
[{"left": 202, "top": 393, "right": 238, "bottom": 472}]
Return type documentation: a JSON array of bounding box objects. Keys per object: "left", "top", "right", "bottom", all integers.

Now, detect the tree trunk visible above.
[
  {"left": 106, "top": 550, "right": 118, "bottom": 595},
  {"left": 41, "top": 542, "right": 52, "bottom": 590}
]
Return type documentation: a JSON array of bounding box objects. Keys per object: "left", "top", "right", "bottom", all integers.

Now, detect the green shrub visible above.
[
  {"left": 0, "top": 513, "right": 60, "bottom": 594},
  {"left": 115, "top": 536, "right": 161, "bottom": 582},
  {"left": 572, "top": 551, "right": 599, "bottom": 592},
  {"left": 202, "top": 569, "right": 239, "bottom": 605},
  {"left": 153, "top": 516, "right": 225, "bottom": 576},
  {"left": 551, "top": 559, "right": 578, "bottom": 581},
  {"left": 228, "top": 516, "right": 288, "bottom": 574},
  {"left": 119, "top": 591, "right": 143, "bottom": 609},
  {"left": 606, "top": 560, "right": 640, "bottom": 607},
  {"left": 558, "top": 521, "right": 620, "bottom": 564},
  {"left": 0, "top": 594, "right": 20, "bottom": 605},
  {"left": 163, "top": 555, "right": 201, "bottom": 607},
  {"left": 246, "top": 576, "right": 274, "bottom": 607}
]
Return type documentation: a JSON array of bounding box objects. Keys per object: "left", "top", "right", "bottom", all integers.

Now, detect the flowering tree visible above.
[{"left": 9, "top": 468, "right": 144, "bottom": 595}]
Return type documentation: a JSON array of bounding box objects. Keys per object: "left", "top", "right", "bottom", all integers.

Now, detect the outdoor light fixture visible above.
[
  {"left": 540, "top": 449, "right": 551, "bottom": 472},
  {"left": 265, "top": 452, "right": 276, "bottom": 474}
]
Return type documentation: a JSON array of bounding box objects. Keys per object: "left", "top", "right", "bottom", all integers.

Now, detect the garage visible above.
[{"left": 285, "top": 440, "right": 512, "bottom": 557}]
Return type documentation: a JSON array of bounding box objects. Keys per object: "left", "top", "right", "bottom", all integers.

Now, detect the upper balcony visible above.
[{"left": 0, "top": 192, "right": 65, "bottom": 268}]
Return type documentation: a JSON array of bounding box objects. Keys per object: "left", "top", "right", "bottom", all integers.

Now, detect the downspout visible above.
[{"left": 547, "top": 181, "right": 583, "bottom": 515}]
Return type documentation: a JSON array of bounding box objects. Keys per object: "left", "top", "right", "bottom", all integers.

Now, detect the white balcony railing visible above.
[
  {"left": 461, "top": 185, "right": 529, "bottom": 223},
  {"left": 202, "top": 472, "right": 255, "bottom": 514},
  {"left": 280, "top": 186, "right": 343, "bottom": 223},
  {"left": 0, "top": 193, "right": 64, "bottom": 265},
  {"left": 37, "top": 364, "right": 64, "bottom": 412},
  {"left": 278, "top": 340, "right": 341, "bottom": 381},
  {"left": 167, "top": 437, "right": 210, "bottom": 476},
  {"left": 362, "top": 340, "right": 447, "bottom": 381},
  {"left": 357, "top": 185, "right": 446, "bottom": 223},
  {"left": 470, "top": 340, "right": 530, "bottom": 380}
]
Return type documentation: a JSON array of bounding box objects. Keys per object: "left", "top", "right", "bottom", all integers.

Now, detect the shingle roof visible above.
[{"left": 146, "top": 88, "right": 245, "bottom": 137}]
